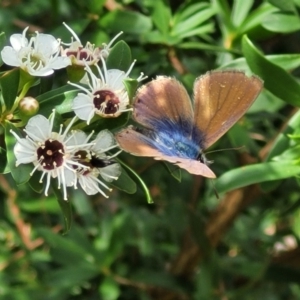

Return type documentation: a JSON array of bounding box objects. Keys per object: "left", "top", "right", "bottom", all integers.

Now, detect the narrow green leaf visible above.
[
  {"left": 51, "top": 182, "right": 72, "bottom": 234},
  {"left": 106, "top": 40, "right": 132, "bottom": 72},
  {"left": 260, "top": 110, "right": 300, "bottom": 192},
  {"left": 242, "top": 35, "right": 300, "bottom": 106},
  {"left": 118, "top": 159, "right": 153, "bottom": 204},
  {"left": 179, "top": 42, "right": 236, "bottom": 53},
  {"left": 0, "top": 32, "right": 6, "bottom": 66},
  {"left": 0, "top": 68, "right": 19, "bottom": 111},
  {"left": 164, "top": 162, "right": 181, "bottom": 182},
  {"left": 37, "top": 85, "right": 78, "bottom": 116},
  {"left": 215, "top": 161, "right": 300, "bottom": 194},
  {"left": 111, "top": 166, "right": 137, "bottom": 194},
  {"left": 123, "top": 78, "right": 138, "bottom": 104},
  {"left": 100, "top": 10, "right": 152, "bottom": 34},
  {"left": 172, "top": 6, "right": 216, "bottom": 37},
  {"left": 238, "top": 3, "right": 277, "bottom": 35},
  {"left": 176, "top": 23, "right": 215, "bottom": 39},
  {"left": 83, "top": 111, "right": 130, "bottom": 132},
  {"left": 212, "top": 0, "right": 234, "bottom": 32},
  {"left": 4, "top": 121, "right": 32, "bottom": 185},
  {"left": 174, "top": 3, "right": 209, "bottom": 23},
  {"left": 262, "top": 12, "right": 300, "bottom": 33},
  {"left": 0, "top": 128, "right": 7, "bottom": 173},
  {"left": 221, "top": 54, "right": 300, "bottom": 71},
  {"left": 19, "top": 196, "right": 61, "bottom": 213},
  {"left": 151, "top": 0, "right": 171, "bottom": 38},
  {"left": 232, "top": 0, "right": 254, "bottom": 26},
  {"left": 267, "top": 0, "right": 296, "bottom": 12},
  {"left": 28, "top": 170, "right": 44, "bottom": 193},
  {"left": 266, "top": 109, "right": 300, "bottom": 161}
]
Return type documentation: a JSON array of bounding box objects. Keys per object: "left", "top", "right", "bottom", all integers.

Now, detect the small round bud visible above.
[{"left": 19, "top": 97, "right": 39, "bottom": 116}]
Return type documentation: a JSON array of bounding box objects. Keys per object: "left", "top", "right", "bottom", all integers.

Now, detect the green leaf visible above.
[
  {"left": 262, "top": 12, "right": 300, "bottom": 33},
  {"left": 172, "top": 4, "right": 216, "bottom": 38},
  {"left": 118, "top": 159, "right": 153, "bottom": 204},
  {"left": 267, "top": 0, "right": 296, "bottom": 12},
  {"left": 221, "top": 54, "right": 300, "bottom": 71},
  {"left": 0, "top": 129, "right": 7, "bottom": 173},
  {"left": 0, "top": 68, "right": 20, "bottom": 111},
  {"left": 19, "top": 196, "right": 61, "bottom": 213},
  {"left": 0, "top": 32, "right": 6, "bottom": 66},
  {"left": 83, "top": 112, "right": 130, "bottom": 133},
  {"left": 260, "top": 109, "right": 300, "bottom": 192},
  {"left": 150, "top": 0, "right": 171, "bottom": 38},
  {"left": 237, "top": 3, "right": 277, "bottom": 35},
  {"left": 28, "top": 170, "right": 44, "bottom": 193},
  {"left": 51, "top": 182, "right": 72, "bottom": 234},
  {"left": 100, "top": 10, "right": 152, "bottom": 34},
  {"left": 164, "top": 162, "right": 181, "bottom": 182},
  {"left": 232, "top": 0, "right": 254, "bottom": 26},
  {"left": 242, "top": 35, "right": 300, "bottom": 107},
  {"left": 111, "top": 166, "right": 137, "bottom": 194},
  {"left": 99, "top": 277, "right": 120, "bottom": 300},
  {"left": 37, "top": 85, "right": 79, "bottom": 116},
  {"left": 106, "top": 40, "right": 132, "bottom": 72},
  {"left": 123, "top": 78, "right": 139, "bottom": 104},
  {"left": 4, "top": 121, "right": 32, "bottom": 185},
  {"left": 215, "top": 161, "right": 300, "bottom": 194}
]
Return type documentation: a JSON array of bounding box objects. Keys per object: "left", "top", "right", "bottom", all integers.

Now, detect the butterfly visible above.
[{"left": 115, "top": 71, "right": 263, "bottom": 178}]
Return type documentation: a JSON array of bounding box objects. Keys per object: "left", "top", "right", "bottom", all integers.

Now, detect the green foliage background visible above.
[{"left": 2, "top": 0, "right": 300, "bottom": 299}]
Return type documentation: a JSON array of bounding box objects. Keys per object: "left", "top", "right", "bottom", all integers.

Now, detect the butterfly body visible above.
[
  {"left": 137, "top": 117, "right": 204, "bottom": 160},
  {"left": 116, "top": 71, "right": 263, "bottom": 178}
]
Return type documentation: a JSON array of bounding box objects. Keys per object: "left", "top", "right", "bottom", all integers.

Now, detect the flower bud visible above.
[{"left": 19, "top": 97, "right": 39, "bottom": 116}]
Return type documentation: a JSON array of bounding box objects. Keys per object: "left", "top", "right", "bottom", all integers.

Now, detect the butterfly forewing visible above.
[
  {"left": 133, "top": 76, "right": 194, "bottom": 133},
  {"left": 193, "top": 71, "right": 263, "bottom": 149}
]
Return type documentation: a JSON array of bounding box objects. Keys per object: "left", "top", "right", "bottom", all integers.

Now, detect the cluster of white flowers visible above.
[{"left": 1, "top": 24, "right": 144, "bottom": 199}]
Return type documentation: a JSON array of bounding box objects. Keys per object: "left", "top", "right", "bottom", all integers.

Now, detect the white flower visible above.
[
  {"left": 61, "top": 22, "right": 123, "bottom": 66},
  {"left": 10, "top": 112, "right": 91, "bottom": 200},
  {"left": 1, "top": 27, "right": 71, "bottom": 76},
  {"left": 67, "top": 130, "right": 122, "bottom": 197},
  {"left": 69, "top": 57, "right": 146, "bottom": 124}
]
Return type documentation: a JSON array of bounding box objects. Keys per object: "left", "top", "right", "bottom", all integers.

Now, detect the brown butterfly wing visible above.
[
  {"left": 115, "top": 127, "right": 163, "bottom": 157},
  {"left": 193, "top": 71, "right": 263, "bottom": 149},
  {"left": 133, "top": 76, "right": 194, "bottom": 132},
  {"left": 115, "top": 127, "right": 216, "bottom": 178}
]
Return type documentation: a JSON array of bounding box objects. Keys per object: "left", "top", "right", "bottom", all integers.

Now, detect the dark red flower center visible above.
[
  {"left": 93, "top": 90, "right": 120, "bottom": 114},
  {"left": 36, "top": 139, "right": 65, "bottom": 170},
  {"left": 66, "top": 48, "right": 94, "bottom": 61}
]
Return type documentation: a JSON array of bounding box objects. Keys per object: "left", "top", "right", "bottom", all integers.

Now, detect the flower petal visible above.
[
  {"left": 106, "top": 69, "right": 126, "bottom": 90},
  {"left": 66, "top": 131, "right": 88, "bottom": 146},
  {"left": 25, "top": 115, "right": 50, "bottom": 141},
  {"left": 35, "top": 34, "right": 59, "bottom": 56},
  {"left": 49, "top": 56, "right": 71, "bottom": 69},
  {"left": 78, "top": 173, "right": 99, "bottom": 195},
  {"left": 92, "top": 130, "right": 116, "bottom": 153},
  {"left": 10, "top": 33, "right": 28, "bottom": 50},
  {"left": 1, "top": 47, "right": 20, "bottom": 67},
  {"left": 72, "top": 94, "right": 95, "bottom": 122},
  {"left": 14, "top": 138, "right": 37, "bottom": 165},
  {"left": 99, "top": 163, "right": 121, "bottom": 182}
]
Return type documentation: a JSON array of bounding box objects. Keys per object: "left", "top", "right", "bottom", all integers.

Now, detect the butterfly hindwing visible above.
[
  {"left": 193, "top": 71, "right": 263, "bottom": 149},
  {"left": 115, "top": 127, "right": 216, "bottom": 178}
]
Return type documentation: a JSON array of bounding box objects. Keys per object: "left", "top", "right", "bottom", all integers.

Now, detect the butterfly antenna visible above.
[
  {"left": 209, "top": 179, "right": 219, "bottom": 199},
  {"left": 205, "top": 145, "right": 246, "bottom": 155}
]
